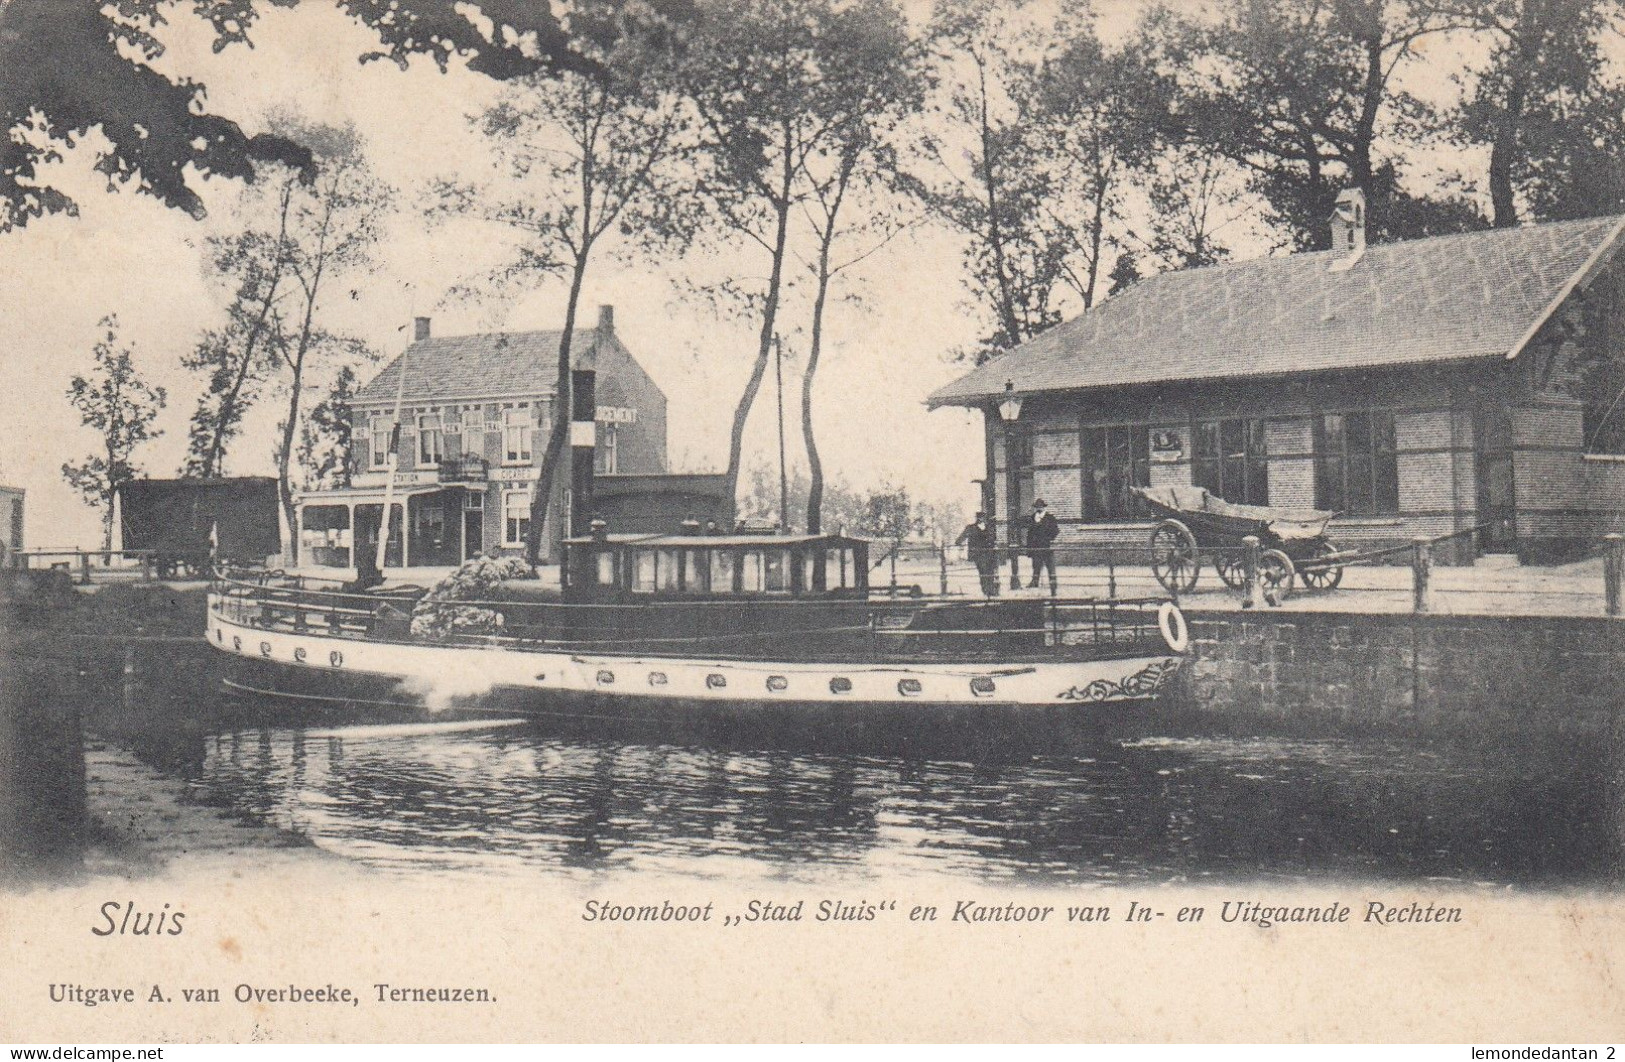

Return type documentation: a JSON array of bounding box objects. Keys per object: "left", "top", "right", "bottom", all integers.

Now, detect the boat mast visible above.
[{"left": 374, "top": 321, "right": 412, "bottom": 573}]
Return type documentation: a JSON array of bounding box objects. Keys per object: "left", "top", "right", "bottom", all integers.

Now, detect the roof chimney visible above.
[
  {"left": 1328, "top": 188, "right": 1366, "bottom": 273},
  {"left": 597, "top": 304, "right": 614, "bottom": 334},
  {"left": 413, "top": 316, "right": 431, "bottom": 341}
]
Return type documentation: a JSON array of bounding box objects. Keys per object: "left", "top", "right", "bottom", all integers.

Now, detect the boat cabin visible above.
[{"left": 562, "top": 532, "right": 870, "bottom": 604}]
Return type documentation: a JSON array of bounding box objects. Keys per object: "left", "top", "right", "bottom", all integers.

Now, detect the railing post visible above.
[
  {"left": 1107, "top": 551, "right": 1117, "bottom": 599},
  {"left": 1412, "top": 536, "right": 1433, "bottom": 614},
  {"left": 1605, "top": 534, "right": 1624, "bottom": 617},
  {"left": 1241, "top": 535, "right": 1261, "bottom": 610}
]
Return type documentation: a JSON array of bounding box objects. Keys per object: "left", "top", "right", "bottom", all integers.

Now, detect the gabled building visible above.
[
  {"left": 929, "top": 193, "right": 1625, "bottom": 564},
  {"left": 297, "top": 304, "right": 674, "bottom": 568}
]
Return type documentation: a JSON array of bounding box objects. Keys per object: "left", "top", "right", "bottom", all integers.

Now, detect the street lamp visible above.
[{"left": 997, "top": 380, "right": 1024, "bottom": 591}]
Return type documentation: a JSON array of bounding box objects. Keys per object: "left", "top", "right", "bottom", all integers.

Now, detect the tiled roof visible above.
[
  {"left": 929, "top": 215, "right": 1625, "bottom": 407},
  {"left": 354, "top": 328, "right": 604, "bottom": 405}
]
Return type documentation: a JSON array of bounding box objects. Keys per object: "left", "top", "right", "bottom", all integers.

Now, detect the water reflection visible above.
[{"left": 195, "top": 720, "right": 1621, "bottom": 887}]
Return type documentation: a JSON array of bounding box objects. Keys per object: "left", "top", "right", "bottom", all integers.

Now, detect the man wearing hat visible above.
[
  {"left": 954, "top": 511, "right": 999, "bottom": 597},
  {"left": 1019, "top": 498, "right": 1060, "bottom": 595}
]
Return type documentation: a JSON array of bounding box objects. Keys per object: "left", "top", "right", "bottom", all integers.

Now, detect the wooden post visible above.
[
  {"left": 889, "top": 546, "right": 898, "bottom": 596},
  {"left": 78, "top": 552, "right": 91, "bottom": 586},
  {"left": 1605, "top": 534, "right": 1624, "bottom": 617},
  {"left": 1241, "top": 535, "right": 1260, "bottom": 610},
  {"left": 1412, "top": 537, "right": 1433, "bottom": 614},
  {"left": 938, "top": 543, "right": 948, "bottom": 597},
  {"left": 1107, "top": 551, "right": 1117, "bottom": 599}
]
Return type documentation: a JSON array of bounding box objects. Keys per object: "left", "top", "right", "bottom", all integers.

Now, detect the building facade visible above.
[
  {"left": 931, "top": 197, "right": 1625, "bottom": 565},
  {"left": 297, "top": 304, "right": 671, "bottom": 568}
]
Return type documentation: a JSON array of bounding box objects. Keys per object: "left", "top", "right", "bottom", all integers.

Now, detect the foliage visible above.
[
  {"left": 295, "top": 365, "right": 358, "bottom": 491},
  {"left": 0, "top": 0, "right": 605, "bottom": 230},
  {"left": 60, "top": 316, "right": 167, "bottom": 549},
  {"left": 409, "top": 554, "right": 537, "bottom": 639},
  {"left": 740, "top": 463, "right": 961, "bottom": 542}
]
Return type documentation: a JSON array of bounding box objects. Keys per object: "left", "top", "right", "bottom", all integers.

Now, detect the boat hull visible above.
[{"left": 206, "top": 598, "right": 1184, "bottom": 719}]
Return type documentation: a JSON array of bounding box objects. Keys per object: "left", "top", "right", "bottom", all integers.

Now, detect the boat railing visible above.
[{"left": 209, "top": 571, "right": 1174, "bottom": 654}]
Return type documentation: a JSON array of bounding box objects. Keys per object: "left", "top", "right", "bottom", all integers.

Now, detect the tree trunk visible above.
[
  {"left": 803, "top": 246, "right": 832, "bottom": 535},
  {"left": 524, "top": 256, "right": 589, "bottom": 566},
  {"left": 976, "top": 57, "right": 1022, "bottom": 348},
  {"left": 722, "top": 138, "right": 796, "bottom": 525},
  {"left": 278, "top": 313, "right": 315, "bottom": 566}
]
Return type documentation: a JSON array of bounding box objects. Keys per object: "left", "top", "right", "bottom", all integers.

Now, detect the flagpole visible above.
[
  {"left": 374, "top": 323, "right": 411, "bottom": 575},
  {"left": 774, "top": 335, "right": 788, "bottom": 533}
]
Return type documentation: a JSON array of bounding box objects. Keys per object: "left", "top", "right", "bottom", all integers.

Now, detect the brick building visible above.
[
  {"left": 297, "top": 305, "right": 680, "bottom": 568},
  {"left": 929, "top": 194, "right": 1625, "bottom": 564}
]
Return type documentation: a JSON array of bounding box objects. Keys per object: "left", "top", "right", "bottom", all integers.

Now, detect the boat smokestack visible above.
[{"left": 570, "top": 368, "right": 597, "bottom": 537}]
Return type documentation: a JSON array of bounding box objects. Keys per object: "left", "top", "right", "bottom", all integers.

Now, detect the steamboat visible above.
[{"left": 206, "top": 527, "right": 1190, "bottom": 732}]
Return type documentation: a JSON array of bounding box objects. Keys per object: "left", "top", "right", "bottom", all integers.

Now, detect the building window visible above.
[
  {"left": 1314, "top": 411, "right": 1398, "bottom": 515},
  {"left": 370, "top": 414, "right": 392, "bottom": 469},
  {"left": 1194, "top": 418, "right": 1269, "bottom": 506},
  {"left": 503, "top": 406, "right": 532, "bottom": 464},
  {"left": 417, "top": 411, "right": 442, "bottom": 465},
  {"left": 416, "top": 499, "right": 445, "bottom": 545},
  {"left": 597, "top": 423, "right": 618, "bottom": 474},
  {"left": 1080, "top": 425, "right": 1150, "bottom": 520},
  {"left": 462, "top": 406, "right": 484, "bottom": 438},
  {"left": 503, "top": 490, "right": 531, "bottom": 546}
]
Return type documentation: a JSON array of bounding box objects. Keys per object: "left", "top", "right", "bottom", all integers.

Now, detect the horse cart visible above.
[{"left": 1131, "top": 485, "right": 1349, "bottom": 598}]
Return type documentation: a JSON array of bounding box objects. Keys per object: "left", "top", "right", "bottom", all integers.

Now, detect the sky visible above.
[{"left": 0, "top": 0, "right": 1505, "bottom": 549}]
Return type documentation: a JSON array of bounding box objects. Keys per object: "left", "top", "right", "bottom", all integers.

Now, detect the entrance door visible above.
[
  {"left": 1474, "top": 407, "right": 1516, "bottom": 553},
  {"left": 463, "top": 494, "right": 484, "bottom": 561},
  {"left": 354, "top": 504, "right": 403, "bottom": 568}
]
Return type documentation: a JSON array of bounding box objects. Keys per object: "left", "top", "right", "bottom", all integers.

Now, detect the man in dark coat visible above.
[
  {"left": 1020, "top": 498, "right": 1060, "bottom": 595},
  {"left": 954, "top": 511, "right": 999, "bottom": 597}
]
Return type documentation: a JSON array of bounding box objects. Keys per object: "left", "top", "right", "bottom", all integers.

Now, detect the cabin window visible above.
[
  {"left": 801, "top": 551, "right": 816, "bottom": 592},
  {"left": 1314, "top": 411, "right": 1398, "bottom": 515},
  {"left": 632, "top": 550, "right": 657, "bottom": 593},
  {"left": 764, "top": 550, "right": 790, "bottom": 593},
  {"left": 1080, "top": 425, "right": 1151, "bottom": 520},
  {"left": 709, "top": 550, "right": 736, "bottom": 593},
  {"left": 741, "top": 551, "right": 764, "bottom": 593},
  {"left": 1585, "top": 402, "right": 1625, "bottom": 456},
  {"left": 825, "top": 548, "right": 848, "bottom": 589},
  {"left": 682, "top": 550, "right": 707, "bottom": 593},
  {"left": 595, "top": 551, "right": 617, "bottom": 586},
  {"left": 417, "top": 412, "right": 442, "bottom": 465},
  {"left": 370, "top": 415, "right": 392, "bottom": 468},
  {"left": 657, "top": 549, "right": 681, "bottom": 592},
  {"left": 1194, "top": 418, "right": 1269, "bottom": 506},
  {"left": 502, "top": 490, "right": 530, "bottom": 546},
  {"left": 503, "top": 406, "right": 533, "bottom": 464}
]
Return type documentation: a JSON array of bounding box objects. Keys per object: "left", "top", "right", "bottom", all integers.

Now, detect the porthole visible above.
[
  {"left": 293, "top": 647, "right": 307, "bottom": 664},
  {"left": 766, "top": 676, "right": 788, "bottom": 692},
  {"left": 596, "top": 670, "right": 615, "bottom": 686},
  {"left": 215, "top": 628, "right": 223, "bottom": 643},
  {"left": 232, "top": 636, "right": 242, "bottom": 652},
  {"left": 829, "top": 677, "right": 852, "bottom": 695},
  {"left": 897, "top": 678, "right": 922, "bottom": 697},
  {"left": 259, "top": 641, "right": 272, "bottom": 657},
  {"left": 329, "top": 650, "right": 343, "bottom": 668},
  {"left": 706, "top": 673, "right": 727, "bottom": 690},
  {"left": 970, "top": 677, "right": 996, "bottom": 697},
  {"left": 648, "top": 672, "right": 668, "bottom": 687}
]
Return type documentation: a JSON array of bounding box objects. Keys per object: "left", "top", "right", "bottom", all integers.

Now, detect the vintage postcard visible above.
[{"left": 2, "top": 0, "right": 1624, "bottom": 1044}]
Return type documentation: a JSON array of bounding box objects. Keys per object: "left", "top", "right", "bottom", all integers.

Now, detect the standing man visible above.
[
  {"left": 1021, "top": 498, "right": 1060, "bottom": 595},
  {"left": 955, "top": 511, "right": 999, "bottom": 597}
]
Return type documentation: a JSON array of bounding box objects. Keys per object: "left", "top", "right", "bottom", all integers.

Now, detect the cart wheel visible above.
[
  {"left": 1299, "top": 540, "right": 1344, "bottom": 591},
  {"left": 1215, "top": 552, "right": 1247, "bottom": 589},
  {"left": 1150, "top": 519, "right": 1200, "bottom": 594},
  {"left": 1258, "top": 549, "right": 1295, "bottom": 603}
]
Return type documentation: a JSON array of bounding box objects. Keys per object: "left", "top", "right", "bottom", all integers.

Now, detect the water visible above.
[
  {"left": 188, "top": 717, "right": 1621, "bottom": 886},
  {"left": 7, "top": 631, "right": 1620, "bottom": 888}
]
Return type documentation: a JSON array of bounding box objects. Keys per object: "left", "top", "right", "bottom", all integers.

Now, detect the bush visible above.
[{"left": 409, "top": 555, "right": 536, "bottom": 640}]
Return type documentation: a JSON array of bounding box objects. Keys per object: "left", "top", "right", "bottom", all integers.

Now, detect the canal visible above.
[{"left": 3, "top": 603, "right": 1619, "bottom": 888}]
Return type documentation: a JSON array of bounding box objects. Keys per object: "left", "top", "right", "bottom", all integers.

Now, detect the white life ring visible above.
[{"left": 1158, "top": 602, "right": 1189, "bottom": 653}]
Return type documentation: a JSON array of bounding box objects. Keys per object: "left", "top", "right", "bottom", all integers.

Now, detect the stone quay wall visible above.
[{"left": 1171, "top": 608, "right": 1624, "bottom": 739}]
